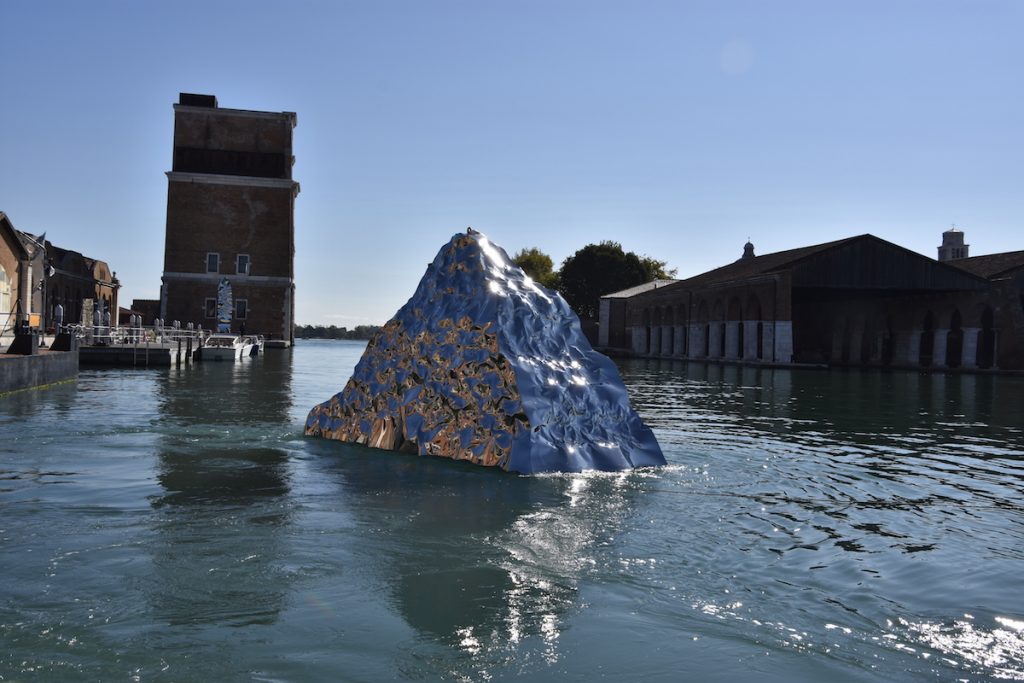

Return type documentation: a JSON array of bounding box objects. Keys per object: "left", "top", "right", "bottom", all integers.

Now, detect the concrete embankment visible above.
[{"left": 0, "top": 350, "right": 79, "bottom": 396}]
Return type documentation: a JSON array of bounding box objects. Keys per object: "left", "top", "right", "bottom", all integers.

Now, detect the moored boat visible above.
[{"left": 200, "top": 333, "right": 255, "bottom": 361}]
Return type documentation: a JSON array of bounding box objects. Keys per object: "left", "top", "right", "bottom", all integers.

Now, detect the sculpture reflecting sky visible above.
[{"left": 305, "top": 231, "right": 664, "bottom": 473}]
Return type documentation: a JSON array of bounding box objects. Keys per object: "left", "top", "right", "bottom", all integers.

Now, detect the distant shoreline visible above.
[{"left": 293, "top": 324, "right": 380, "bottom": 342}]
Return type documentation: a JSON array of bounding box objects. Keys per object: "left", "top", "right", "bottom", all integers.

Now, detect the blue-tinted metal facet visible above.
[{"left": 305, "top": 232, "right": 665, "bottom": 473}]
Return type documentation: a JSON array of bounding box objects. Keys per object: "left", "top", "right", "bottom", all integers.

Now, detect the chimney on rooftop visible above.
[{"left": 178, "top": 93, "right": 217, "bottom": 108}]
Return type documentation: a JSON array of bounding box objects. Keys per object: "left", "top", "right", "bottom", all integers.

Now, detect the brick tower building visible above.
[{"left": 160, "top": 93, "right": 299, "bottom": 344}]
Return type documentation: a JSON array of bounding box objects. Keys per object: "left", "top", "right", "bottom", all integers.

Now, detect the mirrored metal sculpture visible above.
[{"left": 305, "top": 231, "right": 665, "bottom": 474}]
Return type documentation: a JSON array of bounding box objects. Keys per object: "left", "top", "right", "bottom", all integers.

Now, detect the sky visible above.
[{"left": 2, "top": 0, "right": 1022, "bottom": 327}]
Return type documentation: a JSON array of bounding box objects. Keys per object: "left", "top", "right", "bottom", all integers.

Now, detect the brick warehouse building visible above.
[
  {"left": 160, "top": 93, "right": 299, "bottom": 344},
  {"left": 600, "top": 231, "right": 1024, "bottom": 372},
  {"left": 2, "top": 212, "right": 120, "bottom": 336}
]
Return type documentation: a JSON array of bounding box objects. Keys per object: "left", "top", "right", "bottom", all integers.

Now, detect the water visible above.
[{"left": 2, "top": 340, "right": 1023, "bottom": 682}]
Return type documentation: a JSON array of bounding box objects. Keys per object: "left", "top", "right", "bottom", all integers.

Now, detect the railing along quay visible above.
[{"left": 69, "top": 322, "right": 209, "bottom": 368}]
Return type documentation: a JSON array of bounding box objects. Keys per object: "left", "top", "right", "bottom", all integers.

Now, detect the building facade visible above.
[
  {"left": 44, "top": 241, "right": 119, "bottom": 330},
  {"left": 1, "top": 213, "right": 118, "bottom": 336},
  {"left": 0, "top": 212, "right": 32, "bottom": 336},
  {"left": 601, "top": 232, "right": 1024, "bottom": 372},
  {"left": 160, "top": 93, "right": 299, "bottom": 343}
]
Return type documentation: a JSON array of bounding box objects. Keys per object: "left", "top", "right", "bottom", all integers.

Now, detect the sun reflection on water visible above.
[{"left": 898, "top": 614, "right": 1024, "bottom": 680}]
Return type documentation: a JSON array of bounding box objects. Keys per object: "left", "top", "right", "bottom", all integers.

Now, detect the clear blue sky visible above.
[{"left": 2, "top": 1, "right": 1021, "bottom": 326}]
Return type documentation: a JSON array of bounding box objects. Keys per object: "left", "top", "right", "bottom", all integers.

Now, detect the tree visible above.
[
  {"left": 558, "top": 241, "right": 676, "bottom": 320},
  {"left": 639, "top": 255, "right": 676, "bottom": 281},
  {"left": 293, "top": 324, "right": 381, "bottom": 340},
  {"left": 512, "top": 247, "right": 560, "bottom": 290}
]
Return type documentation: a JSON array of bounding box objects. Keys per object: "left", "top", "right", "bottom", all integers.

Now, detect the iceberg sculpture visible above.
[{"left": 304, "top": 231, "right": 665, "bottom": 474}]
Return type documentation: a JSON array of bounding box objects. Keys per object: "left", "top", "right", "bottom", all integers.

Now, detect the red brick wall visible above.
[
  {"left": 163, "top": 183, "right": 294, "bottom": 277},
  {"left": 163, "top": 279, "right": 292, "bottom": 339}
]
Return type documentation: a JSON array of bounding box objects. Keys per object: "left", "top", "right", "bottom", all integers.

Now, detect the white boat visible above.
[{"left": 201, "top": 333, "right": 256, "bottom": 361}]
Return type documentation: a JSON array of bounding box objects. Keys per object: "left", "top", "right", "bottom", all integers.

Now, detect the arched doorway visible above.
[
  {"left": 650, "top": 308, "right": 662, "bottom": 355},
  {"left": 919, "top": 311, "right": 935, "bottom": 366},
  {"left": 674, "top": 304, "right": 687, "bottom": 356},
  {"left": 641, "top": 308, "right": 651, "bottom": 355},
  {"left": 662, "top": 306, "right": 674, "bottom": 356},
  {"left": 860, "top": 316, "right": 874, "bottom": 365},
  {"left": 946, "top": 310, "right": 963, "bottom": 368},
  {"left": 745, "top": 295, "right": 762, "bottom": 361},
  {"left": 840, "top": 317, "right": 852, "bottom": 364},
  {"left": 711, "top": 300, "right": 725, "bottom": 358},
  {"left": 978, "top": 307, "right": 996, "bottom": 369},
  {"left": 881, "top": 315, "right": 894, "bottom": 366},
  {"left": 696, "top": 299, "right": 709, "bottom": 358},
  {"left": 727, "top": 297, "right": 742, "bottom": 360}
]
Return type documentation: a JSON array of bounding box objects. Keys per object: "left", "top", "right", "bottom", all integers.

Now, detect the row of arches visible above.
[
  {"left": 632, "top": 288, "right": 790, "bottom": 363},
  {"left": 632, "top": 297, "right": 1001, "bottom": 369},
  {"left": 822, "top": 305, "right": 998, "bottom": 370},
  {"left": 632, "top": 319, "right": 788, "bottom": 363},
  {"left": 639, "top": 293, "right": 766, "bottom": 328},
  {"left": 917, "top": 307, "right": 997, "bottom": 370}
]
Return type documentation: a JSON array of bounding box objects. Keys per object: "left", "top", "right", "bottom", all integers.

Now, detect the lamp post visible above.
[{"left": 36, "top": 260, "right": 55, "bottom": 343}]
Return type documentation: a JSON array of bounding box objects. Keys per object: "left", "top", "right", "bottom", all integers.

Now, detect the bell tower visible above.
[{"left": 938, "top": 226, "right": 969, "bottom": 262}]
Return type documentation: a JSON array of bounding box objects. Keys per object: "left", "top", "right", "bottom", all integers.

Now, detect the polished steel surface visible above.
[{"left": 305, "top": 232, "right": 665, "bottom": 473}]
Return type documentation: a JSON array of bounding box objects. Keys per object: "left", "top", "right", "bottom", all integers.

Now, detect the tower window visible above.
[
  {"left": 236, "top": 254, "right": 250, "bottom": 275},
  {"left": 206, "top": 253, "right": 220, "bottom": 273}
]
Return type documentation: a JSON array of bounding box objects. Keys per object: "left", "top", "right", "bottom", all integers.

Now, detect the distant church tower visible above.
[
  {"left": 159, "top": 93, "right": 299, "bottom": 344},
  {"left": 938, "top": 226, "right": 969, "bottom": 262},
  {"left": 741, "top": 239, "right": 755, "bottom": 260}
]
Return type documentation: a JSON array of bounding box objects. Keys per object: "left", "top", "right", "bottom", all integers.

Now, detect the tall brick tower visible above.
[{"left": 160, "top": 93, "right": 299, "bottom": 344}]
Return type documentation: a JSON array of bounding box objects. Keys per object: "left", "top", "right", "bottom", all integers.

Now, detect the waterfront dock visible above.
[
  {"left": 79, "top": 341, "right": 190, "bottom": 367},
  {"left": 69, "top": 323, "right": 203, "bottom": 368}
]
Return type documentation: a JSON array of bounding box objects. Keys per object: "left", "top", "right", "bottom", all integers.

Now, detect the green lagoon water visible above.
[{"left": 2, "top": 339, "right": 1023, "bottom": 681}]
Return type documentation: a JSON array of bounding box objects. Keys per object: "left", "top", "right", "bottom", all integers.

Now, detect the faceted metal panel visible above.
[{"left": 305, "top": 232, "right": 665, "bottom": 473}]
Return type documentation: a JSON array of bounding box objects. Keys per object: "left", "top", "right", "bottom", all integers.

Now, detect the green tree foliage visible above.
[
  {"left": 294, "top": 324, "right": 381, "bottom": 340},
  {"left": 639, "top": 255, "right": 676, "bottom": 281},
  {"left": 558, "top": 241, "right": 677, "bottom": 320},
  {"left": 512, "top": 247, "right": 560, "bottom": 290}
]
